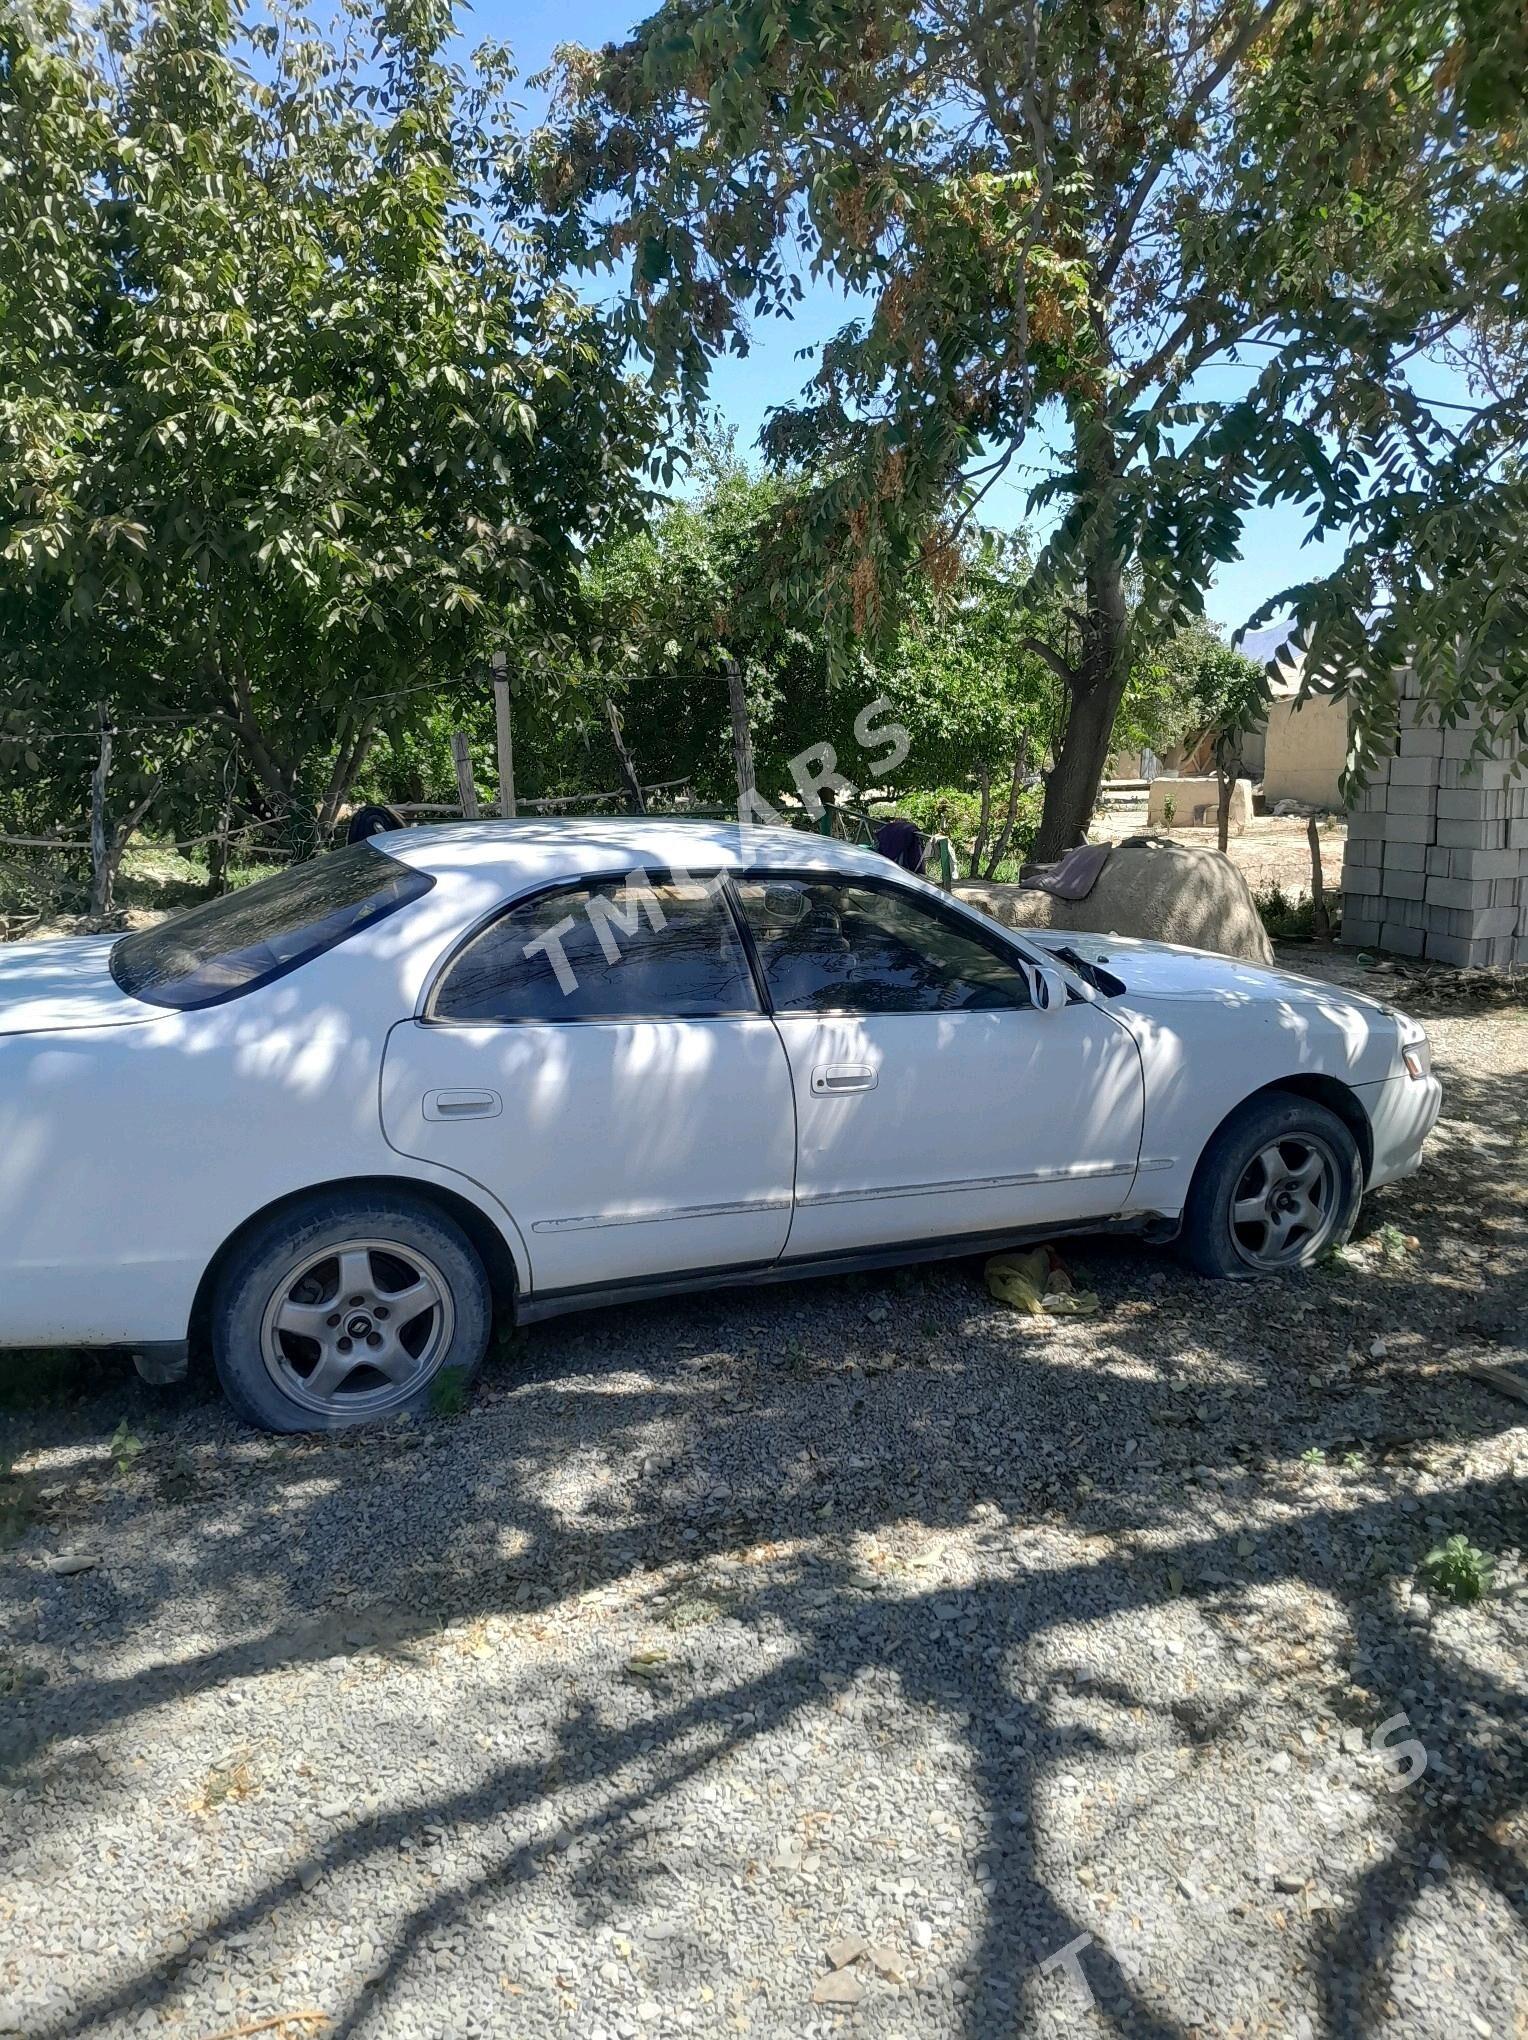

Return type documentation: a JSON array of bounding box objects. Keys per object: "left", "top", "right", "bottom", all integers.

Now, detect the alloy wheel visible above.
[
  {"left": 259, "top": 1237, "right": 455, "bottom": 1418},
  {"left": 1228, "top": 1134, "right": 1340, "bottom": 1271}
]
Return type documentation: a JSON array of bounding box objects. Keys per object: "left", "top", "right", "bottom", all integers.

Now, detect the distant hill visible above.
[{"left": 1233, "top": 617, "right": 1300, "bottom": 670}]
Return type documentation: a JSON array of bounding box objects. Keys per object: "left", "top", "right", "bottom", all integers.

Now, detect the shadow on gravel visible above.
[{"left": 3, "top": 1043, "right": 1525, "bottom": 2039}]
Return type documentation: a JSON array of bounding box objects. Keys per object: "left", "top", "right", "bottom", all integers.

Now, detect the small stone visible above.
[
  {"left": 295, "top": 1859, "right": 322, "bottom": 1893},
  {"left": 636, "top": 2002, "right": 661, "bottom": 2024},
  {"left": 1274, "top": 1871, "right": 1307, "bottom": 1894},
  {"left": 868, "top": 1945, "right": 905, "bottom": 1983},
  {"left": 811, "top": 1970, "right": 864, "bottom": 2007},
  {"left": 825, "top": 1935, "right": 867, "bottom": 1971},
  {"left": 1268, "top": 1751, "right": 1292, "bottom": 1775},
  {"left": 44, "top": 1554, "right": 100, "bottom": 1576},
  {"left": 1341, "top": 1727, "right": 1364, "bottom": 1754},
  {"left": 911, "top": 1920, "right": 933, "bottom": 1951}
]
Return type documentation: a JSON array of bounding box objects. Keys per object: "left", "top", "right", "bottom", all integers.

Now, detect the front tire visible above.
[
  {"left": 1179, "top": 1091, "right": 1363, "bottom": 1280},
  {"left": 212, "top": 1191, "right": 492, "bottom": 1432}
]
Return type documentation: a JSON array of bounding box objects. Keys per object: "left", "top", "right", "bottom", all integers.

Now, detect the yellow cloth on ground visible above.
[{"left": 984, "top": 1248, "right": 1100, "bottom": 1317}]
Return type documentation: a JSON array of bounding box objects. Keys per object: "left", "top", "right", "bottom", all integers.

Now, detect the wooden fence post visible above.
[
  {"left": 449, "top": 730, "right": 480, "bottom": 819},
  {"left": 491, "top": 653, "right": 516, "bottom": 818}
]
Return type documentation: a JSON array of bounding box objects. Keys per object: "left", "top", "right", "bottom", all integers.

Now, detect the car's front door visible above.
[
  {"left": 731, "top": 873, "right": 1146, "bottom": 1261},
  {"left": 380, "top": 873, "right": 795, "bottom": 1297}
]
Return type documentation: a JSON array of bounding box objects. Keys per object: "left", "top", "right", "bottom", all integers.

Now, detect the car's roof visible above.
[{"left": 380, "top": 816, "right": 897, "bottom": 886}]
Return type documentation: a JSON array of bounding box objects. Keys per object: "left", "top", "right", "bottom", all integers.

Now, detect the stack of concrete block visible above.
[{"left": 1341, "top": 668, "right": 1527, "bottom": 967}]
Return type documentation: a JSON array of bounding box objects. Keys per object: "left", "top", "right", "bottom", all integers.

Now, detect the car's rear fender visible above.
[{"left": 185, "top": 1172, "right": 526, "bottom": 1366}]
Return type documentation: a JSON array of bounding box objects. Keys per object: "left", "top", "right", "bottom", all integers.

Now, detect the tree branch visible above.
[
  {"left": 1020, "top": 634, "right": 1078, "bottom": 686},
  {"left": 1098, "top": 0, "right": 1292, "bottom": 290}
]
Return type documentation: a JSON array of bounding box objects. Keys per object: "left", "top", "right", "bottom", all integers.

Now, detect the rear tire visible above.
[
  {"left": 1179, "top": 1091, "right": 1363, "bottom": 1280},
  {"left": 212, "top": 1190, "right": 491, "bottom": 1432}
]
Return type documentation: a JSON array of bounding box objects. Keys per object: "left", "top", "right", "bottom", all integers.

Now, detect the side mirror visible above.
[{"left": 1027, "top": 959, "right": 1071, "bottom": 1014}]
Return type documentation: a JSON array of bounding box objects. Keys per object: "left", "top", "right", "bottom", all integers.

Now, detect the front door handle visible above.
[
  {"left": 422, "top": 1088, "right": 502, "bottom": 1121},
  {"left": 811, "top": 1063, "right": 878, "bottom": 1096}
]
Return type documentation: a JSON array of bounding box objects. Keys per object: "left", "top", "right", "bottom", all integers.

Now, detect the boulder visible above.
[{"left": 956, "top": 838, "right": 1275, "bottom": 964}]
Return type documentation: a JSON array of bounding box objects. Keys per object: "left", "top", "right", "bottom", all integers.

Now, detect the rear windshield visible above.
[{"left": 110, "top": 842, "right": 433, "bottom": 1011}]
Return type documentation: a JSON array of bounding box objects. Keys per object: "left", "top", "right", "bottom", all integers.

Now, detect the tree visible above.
[
  {"left": 537, "top": 0, "right": 1526, "bottom": 857},
  {"left": 0, "top": 0, "right": 654, "bottom": 891}
]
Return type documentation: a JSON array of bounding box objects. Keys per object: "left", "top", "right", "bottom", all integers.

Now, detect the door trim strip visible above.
[
  {"left": 793, "top": 1159, "right": 1137, "bottom": 1208},
  {"left": 531, "top": 1196, "right": 794, "bottom": 1235}
]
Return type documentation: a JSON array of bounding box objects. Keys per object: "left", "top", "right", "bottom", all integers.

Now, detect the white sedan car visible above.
[{"left": 0, "top": 821, "right": 1440, "bottom": 1431}]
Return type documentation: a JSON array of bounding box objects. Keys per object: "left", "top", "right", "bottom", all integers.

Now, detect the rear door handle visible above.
[
  {"left": 811, "top": 1063, "right": 878, "bottom": 1096},
  {"left": 423, "top": 1088, "right": 502, "bottom": 1121}
]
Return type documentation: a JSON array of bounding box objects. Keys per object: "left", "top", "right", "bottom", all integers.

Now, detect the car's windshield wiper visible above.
[{"left": 1051, "top": 945, "right": 1127, "bottom": 999}]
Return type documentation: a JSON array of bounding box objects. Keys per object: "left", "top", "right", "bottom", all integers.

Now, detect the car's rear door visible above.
[
  {"left": 732, "top": 873, "right": 1145, "bottom": 1260},
  {"left": 380, "top": 873, "right": 795, "bottom": 1298}
]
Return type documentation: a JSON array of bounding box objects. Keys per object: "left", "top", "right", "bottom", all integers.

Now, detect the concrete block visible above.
[
  {"left": 1509, "top": 819, "right": 1528, "bottom": 850},
  {"left": 1435, "top": 816, "right": 1504, "bottom": 849},
  {"left": 1341, "top": 914, "right": 1382, "bottom": 949},
  {"left": 1384, "top": 783, "right": 1437, "bottom": 816},
  {"left": 1508, "top": 786, "right": 1528, "bottom": 817},
  {"left": 1449, "top": 847, "right": 1521, "bottom": 880},
  {"left": 1344, "top": 835, "right": 1384, "bottom": 869},
  {"left": 1388, "top": 755, "right": 1441, "bottom": 788},
  {"left": 1427, "top": 905, "right": 1518, "bottom": 940},
  {"left": 1378, "top": 812, "right": 1436, "bottom": 844},
  {"left": 1491, "top": 877, "right": 1520, "bottom": 906},
  {"left": 1441, "top": 725, "right": 1510, "bottom": 761},
  {"left": 1437, "top": 788, "right": 1507, "bottom": 821},
  {"left": 1380, "top": 922, "right": 1426, "bottom": 957},
  {"left": 1345, "top": 810, "right": 1387, "bottom": 841},
  {"left": 1440, "top": 757, "right": 1511, "bottom": 790},
  {"left": 1425, "top": 876, "right": 1494, "bottom": 911},
  {"left": 1425, "top": 932, "right": 1501, "bottom": 968},
  {"left": 1396, "top": 665, "right": 1421, "bottom": 699},
  {"left": 1351, "top": 784, "right": 1389, "bottom": 814},
  {"left": 1344, "top": 866, "right": 1382, "bottom": 897},
  {"left": 1397, "top": 697, "right": 1440, "bottom": 729},
  {"left": 1382, "top": 870, "right": 1427, "bottom": 902},
  {"left": 1398, "top": 727, "right": 1444, "bottom": 758},
  {"left": 1362, "top": 757, "right": 1392, "bottom": 787},
  {"left": 1384, "top": 841, "right": 1429, "bottom": 873}
]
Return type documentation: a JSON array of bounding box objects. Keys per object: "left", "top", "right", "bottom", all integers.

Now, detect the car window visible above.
[
  {"left": 734, "top": 876, "right": 1033, "bottom": 1015},
  {"left": 432, "top": 875, "right": 760, "bottom": 1023},
  {"left": 109, "top": 841, "right": 434, "bottom": 1011}
]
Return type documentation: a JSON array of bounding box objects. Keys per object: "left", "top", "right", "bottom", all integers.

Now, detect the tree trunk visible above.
[
  {"left": 89, "top": 706, "right": 114, "bottom": 918},
  {"left": 726, "top": 660, "right": 756, "bottom": 817},
  {"left": 970, "top": 761, "right": 992, "bottom": 877},
  {"left": 1308, "top": 816, "right": 1331, "bottom": 940},
  {"left": 606, "top": 697, "right": 646, "bottom": 813},
  {"left": 1032, "top": 618, "right": 1127, "bottom": 861},
  {"left": 984, "top": 739, "right": 1030, "bottom": 878},
  {"left": 317, "top": 715, "right": 376, "bottom": 837},
  {"left": 1215, "top": 732, "right": 1238, "bottom": 855},
  {"left": 1032, "top": 418, "right": 1129, "bottom": 864}
]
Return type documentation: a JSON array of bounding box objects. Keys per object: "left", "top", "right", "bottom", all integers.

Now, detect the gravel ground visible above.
[{"left": 1, "top": 955, "right": 1524, "bottom": 2040}]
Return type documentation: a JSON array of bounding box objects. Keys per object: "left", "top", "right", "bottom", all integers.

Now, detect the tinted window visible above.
[
  {"left": 735, "top": 876, "right": 1032, "bottom": 1015},
  {"left": 110, "top": 842, "right": 433, "bottom": 1011},
  {"left": 433, "top": 875, "right": 759, "bottom": 1023}
]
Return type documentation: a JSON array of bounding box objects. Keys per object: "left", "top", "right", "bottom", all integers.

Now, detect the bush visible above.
[
  {"left": 1420, "top": 1534, "right": 1494, "bottom": 1606},
  {"left": 1251, "top": 881, "right": 1339, "bottom": 941},
  {"left": 889, "top": 782, "right": 1045, "bottom": 875}
]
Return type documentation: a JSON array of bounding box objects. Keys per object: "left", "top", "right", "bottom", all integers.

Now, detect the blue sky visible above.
[{"left": 474, "top": 0, "right": 1473, "bottom": 640}]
